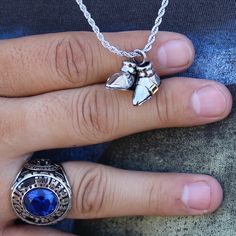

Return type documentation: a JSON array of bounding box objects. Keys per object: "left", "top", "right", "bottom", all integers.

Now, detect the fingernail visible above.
[
  {"left": 191, "top": 85, "right": 227, "bottom": 117},
  {"left": 157, "top": 39, "right": 193, "bottom": 68},
  {"left": 182, "top": 181, "right": 211, "bottom": 211}
]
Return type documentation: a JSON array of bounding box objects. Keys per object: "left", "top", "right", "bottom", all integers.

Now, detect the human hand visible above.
[{"left": 0, "top": 31, "right": 232, "bottom": 235}]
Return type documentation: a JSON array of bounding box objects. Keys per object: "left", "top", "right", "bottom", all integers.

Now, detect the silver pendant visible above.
[
  {"left": 133, "top": 61, "right": 161, "bottom": 106},
  {"left": 106, "top": 61, "right": 136, "bottom": 90},
  {"left": 105, "top": 51, "right": 161, "bottom": 106}
]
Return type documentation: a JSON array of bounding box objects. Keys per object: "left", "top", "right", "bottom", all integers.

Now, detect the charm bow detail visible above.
[{"left": 106, "top": 60, "right": 161, "bottom": 106}]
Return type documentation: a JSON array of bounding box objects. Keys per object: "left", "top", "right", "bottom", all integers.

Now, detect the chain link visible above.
[{"left": 75, "top": 0, "right": 169, "bottom": 58}]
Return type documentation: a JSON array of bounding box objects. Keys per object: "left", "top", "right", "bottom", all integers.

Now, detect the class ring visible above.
[{"left": 11, "top": 159, "right": 72, "bottom": 225}]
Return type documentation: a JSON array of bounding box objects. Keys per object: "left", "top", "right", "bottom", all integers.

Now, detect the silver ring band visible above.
[{"left": 11, "top": 159, "right": 72, "bottom": 225}]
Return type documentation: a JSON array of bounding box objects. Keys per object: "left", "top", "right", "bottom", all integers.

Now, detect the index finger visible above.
[{"left": 0, "top": 31, "right": 194, "bottom": 97}]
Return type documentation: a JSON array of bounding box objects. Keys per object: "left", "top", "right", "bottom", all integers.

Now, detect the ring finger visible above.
[{"left": 3, "top": 160, "right": 222, "bottom": 223}]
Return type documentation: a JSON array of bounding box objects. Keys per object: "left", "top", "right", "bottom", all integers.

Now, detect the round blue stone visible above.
[{"left": 23, "top": 188, "right": 58, "bottom": 217}]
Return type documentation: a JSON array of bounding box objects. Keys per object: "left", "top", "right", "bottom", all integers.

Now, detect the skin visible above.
[{"left": 0, "top": 31, "right": 232, "bottom": 235}]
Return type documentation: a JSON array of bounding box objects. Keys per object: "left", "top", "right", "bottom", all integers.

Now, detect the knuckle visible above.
[
  {"left": 73, "top": 165, "right": 107, "bottom": 218},
  {"left": 53, "top": 33, "right": 91, "bottom": 86},
  {"left": 154, "top": 82, "right": 174, "bottom": 125},
  {"left": 71, "top": 88, "right": 119, "bottom": 142},
  {"left": 146, "top": 181, "right": 166, "bottom": 215}
]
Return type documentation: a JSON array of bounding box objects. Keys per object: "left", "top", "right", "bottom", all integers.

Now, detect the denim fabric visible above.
[{"left": 0, "top": 0, "right": 235, "bottom": 234}]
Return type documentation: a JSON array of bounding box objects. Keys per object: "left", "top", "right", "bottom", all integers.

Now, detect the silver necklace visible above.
[{"left": 75, "top": 0, "right": 170, "bottom": 106}]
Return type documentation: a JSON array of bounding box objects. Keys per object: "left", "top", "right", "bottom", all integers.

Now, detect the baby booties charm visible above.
[
  {"left": 133, "top": 61, "right": 161, "bottom": 106},
  {"left": 106, "top": 50, "right": 161, "bottom": 106},
  {"left": 76, "top": 0, "right": 169, "bottom": 106},
  {"left": 106, "top": 61, "right": 136, "bottom": 90}
]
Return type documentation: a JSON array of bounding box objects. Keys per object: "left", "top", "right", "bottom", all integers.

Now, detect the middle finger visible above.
[{"left": 0, "top": 77, "right": 231, "bottom": 156}]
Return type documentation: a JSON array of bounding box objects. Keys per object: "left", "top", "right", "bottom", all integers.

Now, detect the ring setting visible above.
[{"left": 11, "top": 159, "right": 72, "bottom": 225}]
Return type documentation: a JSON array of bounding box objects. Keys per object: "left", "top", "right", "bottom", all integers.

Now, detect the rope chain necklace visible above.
[{"left": 75, "top": 0, "right": 170, "bottom": 106}]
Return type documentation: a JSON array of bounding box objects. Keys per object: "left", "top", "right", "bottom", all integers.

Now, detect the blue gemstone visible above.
[{"left": 24, "top": 188, "right": 58, "bottom": 217}]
